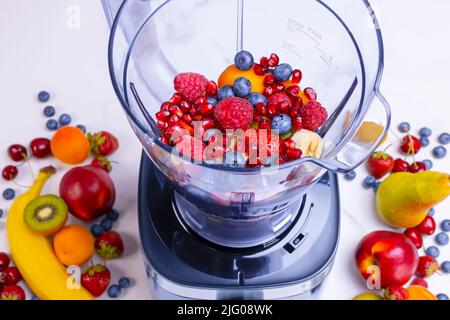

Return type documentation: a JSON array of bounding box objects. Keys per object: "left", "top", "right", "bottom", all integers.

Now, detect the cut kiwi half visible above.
[{"left": 24, "top": 194, "right": 68, "bottom": 236}]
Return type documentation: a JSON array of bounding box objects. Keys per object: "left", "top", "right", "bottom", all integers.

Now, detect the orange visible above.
[
  {"left": 218, "top": 64, "right": 265, "bottom": 94},
  {"left": 53, "top": 225, "right": 94, "bottom": 266},
  {"left": 406, "top": 285, "right": 437, "bottom": 300},
  {"left": 51, "top": 126, "right": 90, "bottom": 165}
]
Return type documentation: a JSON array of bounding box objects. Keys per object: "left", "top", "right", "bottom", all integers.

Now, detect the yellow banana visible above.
[
  {"left": 6, "top": 166, "right": 93, "bottom": 300},
  {"left": 291, "top": 129, "right": 324, "bottom": 158}
]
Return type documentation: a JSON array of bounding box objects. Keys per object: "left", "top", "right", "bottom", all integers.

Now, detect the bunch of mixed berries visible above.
[{"left": 155, "top": 51, "right": 328, "bottom": 167}]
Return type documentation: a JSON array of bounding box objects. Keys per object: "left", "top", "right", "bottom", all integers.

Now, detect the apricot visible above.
[
  {"left": 51, "top": 126, "right": 90, "bottom": 165},
  {"left": 53, "top": 225, "right": 94, "bottom": 266},
  {"left": 406, "top": 285, "right": 437, "bottom": 300},
  {"left": 218, "top": 64, "right": 265, "bottom": 94}
]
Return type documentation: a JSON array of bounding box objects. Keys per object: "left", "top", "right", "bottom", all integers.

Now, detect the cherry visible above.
[
  {"left": 404, "top": 228, "right": 423, "bottom": 249},
  {"left": 30, "top": 138, "right": 51, "bottom": 159},
  {"left": 409, "top": 162, "right": 426, "bottom": 173},
  {"left": 268, "top": 53, "right": 280, "bottom": 68},
  {"left": 2, "top": 165, "right": 18, "bottom": 181},
  {"left": 206, "top": 81, "right": 218, "bottom": 97},
  {"left": 3, "top": 266, "right": 22, "bottom": 285},
  {"left": 415, "top": 216, "right": 436, "bottom": 235},
  {"left": 286, "top": 148, "right": 303, "bottom": 160},
  {"left": 392, "top": 158, "right": 410, "bottom": 173},
  {"left": 400, "top": 135, "right": 421, "bottom": 155},
  {"left": 291, "top": 69, "right": 303, "bottom": 84},
  {"left": 7, "top": 144, "right": 27, "bottom": 162},
  {"left": 304, "top": 87, "right": 317, "bottom": 101},
  {"left": 0, "top": 252, "right": 10, "bottom": 269}
]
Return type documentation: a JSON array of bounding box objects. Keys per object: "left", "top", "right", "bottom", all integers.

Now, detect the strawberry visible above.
[
  {"left": 91, "top": 156, "right": 112, "bottom": 172},
  {"left": 383, "top": 285, "right": 409, "bottom": 300},
  {"left": 88, "top": 131, "right": 119, "bottom": 156},
  {"left": 81, "top": 264, "right": 111, "bottom": 297},
  {"left": 366, "top": 151, "right": 394, "bottom": 179},
  {"left": 1, "top": 285, "right": 25, "bottom": 300},
  {"left": 95, "top": 231, "right": 124, "bottom": 260},
  {"left": 416, "top": 256, "right": 440, "bottom": 278}
]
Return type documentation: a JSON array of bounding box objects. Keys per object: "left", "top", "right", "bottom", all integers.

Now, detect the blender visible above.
[{"left": 102, "top": 0, "right": 391, "bottom": 299}]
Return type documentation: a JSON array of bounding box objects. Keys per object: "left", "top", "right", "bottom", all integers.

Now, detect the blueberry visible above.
[
  {"left": 0, "top": 209, "right": 4, "bottom": 218},
  {"left": 3, "top": 188, "right": 15, "bottom": 200},
  {"left": 46, "top": 119, "right": 59, "bottom": 131},
  {"left": 271, "top": 114, "right": 292, "bottom": 135},
  {"left": 441, "top": 219, "right": 450, "bottom": 232},
  {"left": 247, "top": 92, "right": 267, "bottom": 107},
  {"left": 419, "top": 127, "right": 432, "bottom": 137},
  {"left": 90, "top": 224, "right": 104, "bottom": 237},
  {"left": 363, "top": 176, "right": 376, "bottom": 189},
  {"left": 344, "top": 171, "right": 356, "bottom": 181},
  {"left": 432, "top": 146, "right": 447, "bottom": 159},
  {"left": 107, "top": 285, "right": 122, "bottom": 298},
  {"left": 207, "top": 97, "right": 218, "bottom": 106},
  {"left": 398, "top": 122, "right": 410, "bottom": 133},
  {"left": 59, "top": 113, "right": 72, "bottom": 126},
  {"left": 438, "top": 132, "right": 450, "bottom": 145},
  {"left": 273, "top": 63, "right": 293, "bottom": 82},
  {"left": 43, "top": 106, "right": 55, "bottom": 117},
  {"left": 426, "top": 246, "right": 440, "bottom": 258},
  {"left": 442, "top": 261, "right": 450, "bottom": 273},
  {"left": 233, "top": 77, "right": 252, "bottom": 98},
  {"left": 217, "top": 86, "right": 235, "bottom": 100},
  {"left": 107, "top": 209, "right": 120, "bottom": 221},
  {"left": 437, "top": 293, "right": 449, "bottom": 300},
  {"left": 100, "top": 218, "right": 113, "bottom": 232},
  {"left": 76, "top": 124, "right": 86, "bottom": 133},
  {"left": 436, "top": 232, "right": 449, "bottom": 246},
  {"left": 373, "top": 182, "right": 381, "bottom": 192},
  {"left": 31, "top": 295, "right": 40, "bottom": 300},
  {"left": 234, "top": 51, "right": 254, "bottom": 71},
  {"left": 119, "top": 277, "right": 131, "bottom": 289},
  {"left": 38, "top": 91, "right": 50, "bottom": 103},
  {"left": 428, "top": 208, "right": 435, "bottom": 216},
  {"left": 223, "top": 151, "right": 246, "bottom": 168},
  {"left": 423, "top": 159, "right": 433, "bottom": 170},
  {"left": 420, "top": 137, "right": 429, "bottom": 147}
]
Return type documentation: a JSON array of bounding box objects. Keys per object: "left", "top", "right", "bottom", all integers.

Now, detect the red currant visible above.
[
  {"left": 2, "top": 165, "right": 18, "bottom": 181},
  {"left": 268, "top": 53, "right": 280, "bottom": 68},
  {"left": 7, "top": 144, "right": 27, "bottom": 162},
  {"left": 30, "top": 138, "right": 51, "bottom": 158}
]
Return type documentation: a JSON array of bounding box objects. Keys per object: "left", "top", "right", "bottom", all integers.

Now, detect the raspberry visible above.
[
  {"left": 268, "top": 93, "right": 291, "bottom": 107},
  {"left": 300, "top": 101, "right": 328, "bottom": 131},
  {"left": 214, "top": 97, "right": 254, "bottom": 130},
  {"left": 174, "top": 72, "right": 208, "bottom": 103}
]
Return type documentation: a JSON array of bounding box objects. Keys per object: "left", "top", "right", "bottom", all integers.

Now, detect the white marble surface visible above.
[{"left": 0, "top": 0, "right": 449, "bottom": 300}]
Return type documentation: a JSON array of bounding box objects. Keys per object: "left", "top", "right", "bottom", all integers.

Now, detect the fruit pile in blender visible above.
[{"left": 155, "top": 51, "right": 328, "bottom": 167}]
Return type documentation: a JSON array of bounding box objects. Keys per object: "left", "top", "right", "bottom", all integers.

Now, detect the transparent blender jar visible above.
[{"left": 103, "top": 0, "right": 391, "bottom": 248}]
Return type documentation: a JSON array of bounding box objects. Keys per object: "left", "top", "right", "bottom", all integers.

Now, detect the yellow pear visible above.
[{"left": 376, "top": 171, "right": 450, "bottom": 228}]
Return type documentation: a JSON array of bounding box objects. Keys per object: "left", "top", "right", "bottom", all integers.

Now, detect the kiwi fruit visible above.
[{"left": 24, "top": 194, "right": 68, "bottom": 236}]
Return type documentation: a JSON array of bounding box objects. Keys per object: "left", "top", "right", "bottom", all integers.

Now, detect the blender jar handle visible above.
[{"left": 316, "top": 90, "right": 391, "bottom": 174}]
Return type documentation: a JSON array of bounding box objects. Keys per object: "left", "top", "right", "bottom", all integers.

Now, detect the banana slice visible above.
[{"left": 291, "top": 129, "right": 324, "bottom": 158}]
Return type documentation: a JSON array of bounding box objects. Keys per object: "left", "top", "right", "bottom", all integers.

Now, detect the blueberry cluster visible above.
[
  {"left": 108, "top": 277, "right": 132, "bottom": 298},
  {"left": 90, "top": 209, "right": 120, "bottom": 237}
]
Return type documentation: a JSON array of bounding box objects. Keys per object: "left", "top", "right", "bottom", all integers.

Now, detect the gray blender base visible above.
[{"left": 138, "top": 152, "right": 340, "bottom": 300}]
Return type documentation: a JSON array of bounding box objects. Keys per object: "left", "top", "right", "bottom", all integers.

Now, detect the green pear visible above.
[{"left": 376, "top": 171, "right": 450, "bottom": 228}]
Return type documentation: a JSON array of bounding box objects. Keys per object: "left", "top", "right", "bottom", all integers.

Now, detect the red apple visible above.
[
  {"left": 60, "top": 166, "right": 116, "bottom": 221},
  {"left": 355, "top": 231, "right": 419, "bottom": 288}
]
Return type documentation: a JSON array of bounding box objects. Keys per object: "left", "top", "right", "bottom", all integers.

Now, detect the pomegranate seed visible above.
[
  {"left": 160, "top": 102, "right": 171, "bottom": 111},
  {"left": 202, "top": 118, "right": 216, "bottom": 130},
  {"left": 179, "top": 101, "right": 191, "bottom": 113},
  {"left": 256, "top": 103, "right": 267, "bottom": 115},
  {"left": 264, "top": 74, "right": 275, "bottom": 86},
  {"left": 206, "top": 81, "right": 218, "bottom": 97},
  {"left": 198, "top": 103, "right": 214, "bottom": 116},
  {"left": 290, "top": 106, "right": 301, "bottom": 118},
  {"left": 253, "top": 64, "right": 267, "bottom": 76},
  {"left": 192, "top": 115, "right": 203, "bottom": 121},
  {"left": 286, "top": 85, "right": 300, "bottom": 97},
  {"left": 159, "top": 135, "right": 170, "bottom": 145},
  {"left": 304, "top": 87, "right": 317, "bottom": 101},
  {"left": 169, "top": 93, "right": 183, "bottom": 105},
  {"left": 272, "top": 83, "right": 285, "bottom": 94},
  {"left": 277, "top": 101, "right": 290, "bottom": 114},
  {"left": 292, "top": 116, "right": 303, "bottom": 131},
  {"left": 182, "top": 114, "right": 192, "bottom": 124},
  {"left": 168, "top": 114, "right": 180, "bottom": 125},
  {"left": 291, "top": 96, "right": 303, "bottom": 108},
  {"left": 165, "top": 124, "right": 184, "bottom": 140},
  {"left": 169, "top": 105, "right": 183, "bottom": 118},
  {"left": 156, "top": 110, "right": 170, "bottom": 121},
  {"left": 279, "top": 153, "right": 290, "bottom": 164},
  {"left": 260, "top": 56, "right": 269, "bottom": 69},
  {"left": 286, "top": 148, "right": 302, "bottom": 160},
  {"left": 268, "top": 53, "right": 280, "bottom": 68},
  {"left": 189, "top": 107, "right": 197, "bottom": 116},
  {"left": 194, "top": 97, "right": 207, "bottom": 106},
  {"left": 157, "top": 120, "right": 168, "bottom": 130},
  {"left": 253, "top": 114, "right": 263, "bottom": 122},
  {"left": 267, "top": 105, "right": 277, "bottom": 118},
  {"left": 259, "top": 119, "right": 271, "bottom": 130},
  {"left": 264, "top": 86, "right": 275, "bottom": 97},
  {"left": 291, "top": 69, "right": 303, "bottom": 84},
  {"left": 283, "top": 138, "right": 296, "bottom": 149},
  {"left": 179, "top": 120, "right": 194, "bottom": 136}
]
